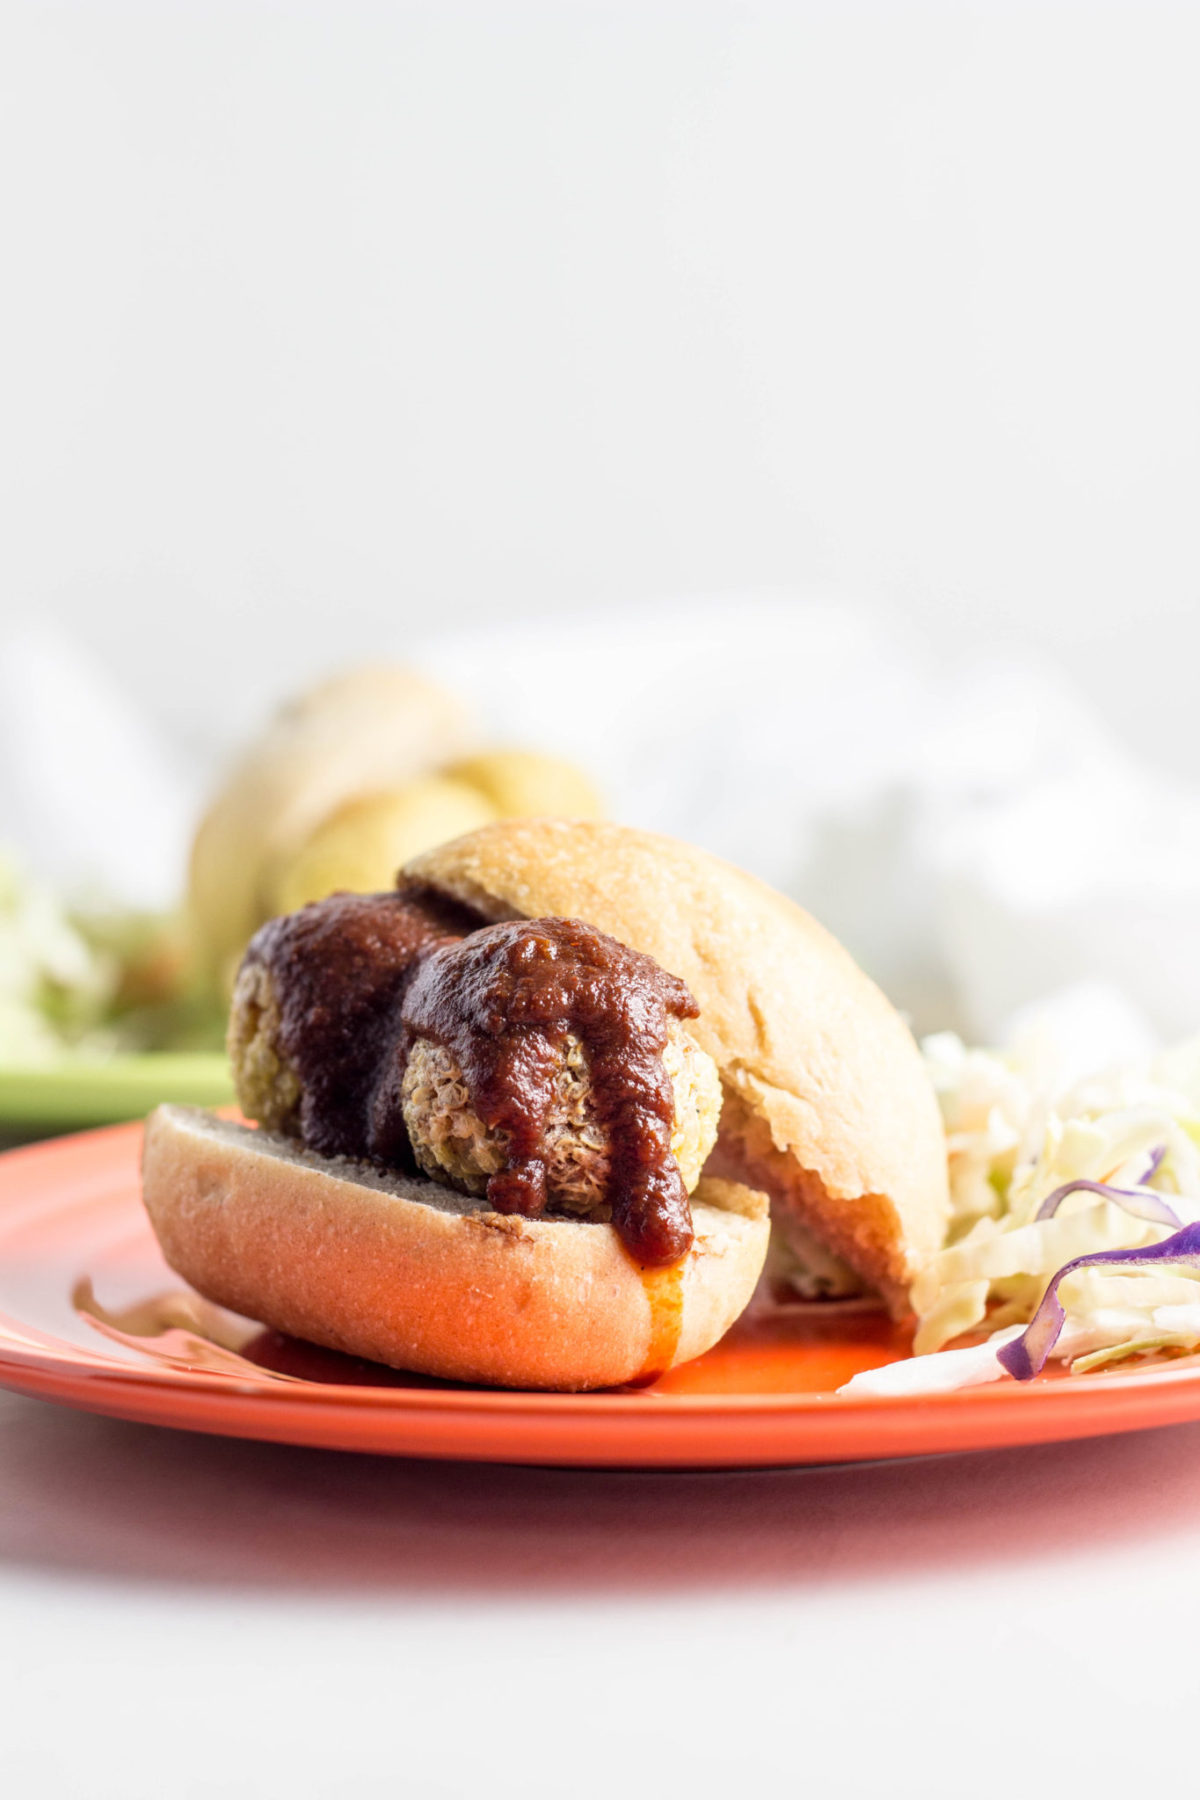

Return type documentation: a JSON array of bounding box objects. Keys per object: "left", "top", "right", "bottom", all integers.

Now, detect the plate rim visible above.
[{"left": 5, "top": 1120, "right": 1200, "bottom": 1465}]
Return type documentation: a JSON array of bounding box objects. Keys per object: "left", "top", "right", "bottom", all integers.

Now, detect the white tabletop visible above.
[{"left": 1, "top": 1387, "right": 1193, "bottom": 1798}]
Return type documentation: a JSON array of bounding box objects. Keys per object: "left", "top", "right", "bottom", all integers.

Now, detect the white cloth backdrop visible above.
[{"left": 5, "top": 597, "right": 1198, "bottom": 1052}]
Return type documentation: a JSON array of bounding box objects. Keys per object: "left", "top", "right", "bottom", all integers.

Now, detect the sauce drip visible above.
[
  {"left": 397, "top": 917, "right": 698, "bottom": 1266},
  {"left": 245, "top": 885, "right": 480, "bottom": 1161},
  {"left": 636, "top": 1259, "right": 687, "bottom": 1380}
]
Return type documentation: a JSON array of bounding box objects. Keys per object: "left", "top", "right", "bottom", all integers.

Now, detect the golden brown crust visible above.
[
  {"left": 405, "top": 820, "right": 950, "bottom": 1310},
  {"left": 141, "top": 1106, "right": 769, "bottom": 1391},
  {"left": 399, "top": 1019, "right": 721, "bottom": 1212}
]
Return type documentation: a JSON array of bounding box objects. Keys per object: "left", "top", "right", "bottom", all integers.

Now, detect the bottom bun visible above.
[{"left": 141, "top": 1105, "right": 770, "bottom": 1391}]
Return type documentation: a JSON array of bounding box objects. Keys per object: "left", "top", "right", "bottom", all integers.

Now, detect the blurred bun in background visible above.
[
  {"left": 269, "top": 749, "right": 605, "bottom": 918},
  {"left": 444, "top": 751, "right": 604, "bottom": 824},
  {"left": 186, "top": 665, "right": 606, "bottom": 996},
  {"left": 266, "top": 778, "right": 499, "bottom": 917},
  {"left": 186, "top": 666, "right": 475, "bottom": 995}
]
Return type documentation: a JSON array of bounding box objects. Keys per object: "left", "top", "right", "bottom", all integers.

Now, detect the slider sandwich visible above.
[{"left": 143, "top": 821, "right": 949, "bottom": 1389}]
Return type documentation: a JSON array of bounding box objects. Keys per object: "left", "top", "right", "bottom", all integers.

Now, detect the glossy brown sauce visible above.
[
  {"left": 244, "top": 885, "right": 480, "bottom": 1161},
  {"left": 635, "top": 1259, "right": 687, "bottom": 1380},
  {"left": 397, "top": 917, "right": 698, "bottom": 1266},
  {"left": 244, "top": 894, "right": 699, "bottom": 1268}
]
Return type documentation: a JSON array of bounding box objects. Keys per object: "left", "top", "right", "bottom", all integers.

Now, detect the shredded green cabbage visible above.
[
  {"left": 0, "top": 853, "right": 119, "bottom": 1059},
  {"left": 843, "top": 1027, "right": 1200, "bottom": 1394},
  {"left": 0, "top": 850, "right": 223, "bottom": 1061}
]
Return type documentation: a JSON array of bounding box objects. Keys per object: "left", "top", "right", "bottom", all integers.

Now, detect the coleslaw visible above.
[
  {"left": 0, "top": 851, "right": 221, "bottom": 1061},
  {"left": 842, "top": 1024, "right": 1200, "bottom": 1395}
]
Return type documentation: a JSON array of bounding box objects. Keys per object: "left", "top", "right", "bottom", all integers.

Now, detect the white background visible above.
[
  {"left": 4, "top": 1385, "right": 1200, "bottom": 1798},
  {"left": 2, "top": 2, "right": 1199, "bottom": 776},
  {"left": 4, "top": 7, "right": 1200, "bottom": 1795}
]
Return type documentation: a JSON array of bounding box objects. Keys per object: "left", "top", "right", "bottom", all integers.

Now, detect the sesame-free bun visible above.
[
  {"left": 266, "top": 777, "right": 498, "bottom": 918},
  {"left": 442, "top": 749, "right": 605, "bottom": 822},
  {"left": 187, "top": 666, "right": 474, "bottom": 994},
  {"left": 406, "top": 820, "right": 950, "bottom": 1311},
  {"left": 142, "top": 1105, "right": 769, "bottom": 1391}
]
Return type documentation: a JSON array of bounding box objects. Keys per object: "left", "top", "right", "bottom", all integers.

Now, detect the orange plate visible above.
[{"left": 3, "top": 1121, "right": 1200, "bottom": 1468}]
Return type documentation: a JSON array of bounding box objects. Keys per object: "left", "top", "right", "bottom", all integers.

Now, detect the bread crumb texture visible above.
[{"left": 401, "top": 1020, "right": 721, "bottom": 1215}]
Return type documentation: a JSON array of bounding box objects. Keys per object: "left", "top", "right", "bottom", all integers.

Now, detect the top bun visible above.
[{"left": 406, "top": 820, "right": 949, "bottom": 1310}]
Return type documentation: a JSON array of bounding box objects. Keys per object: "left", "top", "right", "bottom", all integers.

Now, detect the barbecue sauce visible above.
[
  {"left": 243, "top": 886, "right": 479, "bottom": 1161},
  {"left": 397, "top": 917, "right": 698, "bottom": 1266},
  {"left": 245, "top": 896, "right": 699, "bottom": 1267}
]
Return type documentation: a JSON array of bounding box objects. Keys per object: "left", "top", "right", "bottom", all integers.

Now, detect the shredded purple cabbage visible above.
[
  {"left": 1142, "top": 1144, "right": 1168, "bottom": 1183},
  {"left": 997, "top": 1218, "right": 1200, "bottom": 1381},
  {"left": 1034, "top": 1173, "right": 1180, "bottom": 1229}
]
